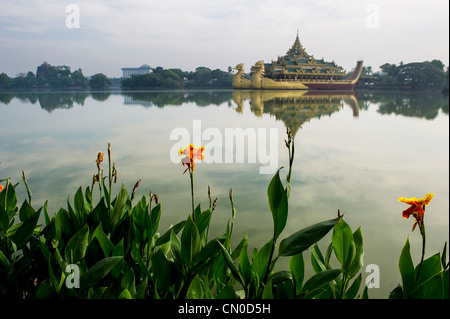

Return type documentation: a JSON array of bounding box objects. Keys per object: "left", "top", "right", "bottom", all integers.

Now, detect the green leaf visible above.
[
  {"left": 64, "top": 224, "right": 89, "bottom": 264},
  {"left": 410, "top": 272, "right": 444, "bottom": 299},
  {"left": 443, "top": 269, "right": 449, "bottom": 299},
  {"left": 252, "top": 238, "right": 273, "bottom": 282},
  {"left": 415, "top": 252, "right": 442, "bottom": 287},
  {"left": 195, "top": 207, "right": 212, "bottom": 235},
  {"left": 290, "top": 253, "right": 305, "bottom": 295},
  {"left": 332, "top": 218, "right": 354, "bottom": 268},
  {"left": 215, "top": 284, "right": 237, "bottom": 299},
  {"left": 110, "top": 184, "right": 128, "bottom": 230},
  {"left": 181, "top": 215, "right": 201, "bottom": 265},
  {"left": 278, "top": 217, "right": 340, "bottom": 257},
  {"left": 74, "top": 186, "right": 85, "bottom": 222},
  {"left": 0, "top": 205, "right": 10, "bottom": 231},
  {"left": 152, "top": 249, "right": 171, "bottom": 291},
  {"left": 19, "top": 199, "right": 35, "bottom": 222},
  {"left": 13, "top": 207, "right": 41, "bottom": 248},
  {"left": 0, "top": 250, "right": 12, "bottom": 271},
  {"left": 118, "top": 289, "right": 133, "bottom": 299},
  {"left": 3, "top": 182, "right": 18, "bottom": 214},
  {"left": 155, "top": 220, "right": 185, "bottom": 246},
  {"left": 303, "top": 268, "right": 342, "bottom": 292},
  {"left": 344, "top": 273, "right": 362, "bottom": 299},
  {"left": 35, "top": 282, "right": 56, "bottom": 299},
  {"left": 186, "top": 275, "right": 204, "bottom": 299},
  {"left": 239, "top": 241, "right": 253, "bottom": 286},
  {"left": 217, "top": 240, "right": 244, "bottom": 286},
  {"left": 267, "top": 169, "right": 288, "bottom": 240},
  {"left": 399, "top": 237, "right": 415, "bottom": 298},
  {"left": 80, "top": 256, "right": 123, "bottom": 289},
  {"left": 150, "top": 203, "right": 162, "bottom": 237},
  {"left": 262, "top": 279, "right": 274, "bottom": 299},
  {"left": 311, "top": 244, "right": 327, "bottom": 273},
  {"left": 91, "top": 224, "right": 113, "bottom": 258},
  {"left": 348, "top": 227, "right": 364, "bottom": 278}
]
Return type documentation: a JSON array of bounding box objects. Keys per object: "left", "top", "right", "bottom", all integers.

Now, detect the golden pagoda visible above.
[{"left": 233, "top": 31, "right": 363, "bottom": 90}]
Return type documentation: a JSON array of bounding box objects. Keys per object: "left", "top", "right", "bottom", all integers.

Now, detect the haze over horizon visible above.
[{"left": 1, "top": 0, "right": 448, "bottom": 78}]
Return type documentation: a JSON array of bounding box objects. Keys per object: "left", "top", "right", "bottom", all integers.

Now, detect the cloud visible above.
[{"left": 0, "top": 0, "right": 448, "bottom": 77}]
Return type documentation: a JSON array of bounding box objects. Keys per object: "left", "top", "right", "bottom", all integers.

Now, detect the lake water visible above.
[{"left": 0, "top": 89, "right": 448, "bottom": 298}]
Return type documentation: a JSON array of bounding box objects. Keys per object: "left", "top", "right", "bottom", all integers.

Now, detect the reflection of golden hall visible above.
[
  {"left": 232, "top": 90, "right": 359, "bottom": 135},
  {"left": 233, "top": 31, "right": 363, "bottom": 91}
]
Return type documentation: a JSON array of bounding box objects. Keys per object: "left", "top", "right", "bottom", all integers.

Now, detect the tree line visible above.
[
  {"left": 1, "top": 60, "right": 448, "bottom": 91},
  {"left": 0, "top": 62, "right": 111, "bottom": 89},
  {"left": 357, "top": 59, "right": 449, "bottom": 92},
  {"left": 120, "top": 66, "right": 234, "bottom": 89}
]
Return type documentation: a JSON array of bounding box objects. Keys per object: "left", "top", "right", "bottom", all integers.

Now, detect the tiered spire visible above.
[{"left": 286, "top": 30, "right": 308, "bottom": 58}]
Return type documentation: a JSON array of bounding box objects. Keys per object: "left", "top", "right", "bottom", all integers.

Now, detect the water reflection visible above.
[
  {"left": 232, "top": 90, "right": 359, "bottom": 135},
  {"left": 2, "top": 90, "right": 447, "bottom": 121}
]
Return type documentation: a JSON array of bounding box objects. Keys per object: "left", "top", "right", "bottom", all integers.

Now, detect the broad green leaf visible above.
[
  {"left": 152, "top": 249, "right": 171, "bottom": 291},
  {"left": 155, "top": 220, "right": 185, "bottom": 246},
  {"left": 186, "top": 275, "right": 204, "bottom": 299},
  {"left": 110, "top": 184, "right": 128, "bottom": 229},
  {"left": 80, "top": 256, "right": 123, "bottom": 288},
  {"left": 279, "top": 217, "right": 340, "bottom": 257},
  {"left": 410, "top": 272, "right": 444, "bottom": 299},
  {"left": 252, "top": 238, "right": 273, "bottom": 282},
  {"left": 35, "top": 283, "right": 56, "bottom": 299},
  {"left": 91, "top": 224, "right": 113, "bottom": 257},
  {"left": 3, "top": 182, "right": 18, "bottom": 214},
  {"left": 231, "top": 234, "right": 249, "bottom": 260},
  {"left": 332, "top": 218, "right": 354, "bottom": 267},
  {"left": 195, "top": 207, "right": 212, "bottom": 235},
  {"left": 399, "top": 237, "right": 415, "bottom": 298},
  {"left": 64, "top": 224, "right": 89, "bottom": 263},
  {"left": 262, "top": 279, "right": 274, "bottom": 299},
  {"left": 415, "top": 252, "right": 441, "bottom": 287},
  {"left": 290, "top": 253, "right": 305, "bottom": 295},
  {"left": 181, "top": 215, "right": 201, "bottom": 265},
  {"left": 13, "top": 207, "right": 41, "bottom": 248},
  {"left": 197, "top": 235, "right": 225, "bottom": 263},
  {"left": 118, "top": 289, "right": 132, "bottom": 299},
  {"left": 19, "top": 199, "right": 34, "bottom": 222},
  {"left": 303, "top": 268, "right": 342, "bottom": 292},
  {"left": 267, "top": 169, "right": 288, "bottom": 240},
  {"left": 215, "top": 284, "right": 237, "bottom": 299}
]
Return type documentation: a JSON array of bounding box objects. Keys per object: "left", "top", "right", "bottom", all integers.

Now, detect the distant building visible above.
[{"left": 121, "top": 64, "right": 152, "bottom": 78}]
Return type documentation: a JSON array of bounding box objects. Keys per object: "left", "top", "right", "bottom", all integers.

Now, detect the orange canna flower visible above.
[
  {"left": 0, "top": 185, "right": 3, "bottom": 192},
  {"left": 179, "top": 144, "right": 205, "bottom": 173},
  {"left": 96, "top": 152, "right": 104, "bottom": 170},
  {"left": 398, "top": 193, "right": 433, "bottom": 232}
]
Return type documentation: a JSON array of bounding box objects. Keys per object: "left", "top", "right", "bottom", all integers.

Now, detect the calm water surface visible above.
[{"left": 0, "top": 90, "right": 448, "bottom": 298}]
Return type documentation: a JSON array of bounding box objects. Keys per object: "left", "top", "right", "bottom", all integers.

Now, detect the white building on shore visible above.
[{"left": 121, "top": 64, "right": 152, "bottom": 78}]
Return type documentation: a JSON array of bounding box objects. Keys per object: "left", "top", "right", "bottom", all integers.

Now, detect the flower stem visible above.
[
  {"left": 416, "top": 220, "right": 426, "bottom": 284},
  {"left": 190, "top": 170, "right": 195, "bottom": 219}
]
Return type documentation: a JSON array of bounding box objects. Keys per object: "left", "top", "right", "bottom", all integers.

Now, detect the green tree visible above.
[
  {"left": 71, "top": 69, "right": 89, "bottom": 87},
  {"left": 0, "top": 73, "right": 11, "bottom": 88},
  {"left": 89, "top": 73, "right": 111, "bottom": 88}
]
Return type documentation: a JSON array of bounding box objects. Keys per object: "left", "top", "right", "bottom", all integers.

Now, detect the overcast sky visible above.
[{"left": 0, "top": 0, "right": 448, "bottom": 78}]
